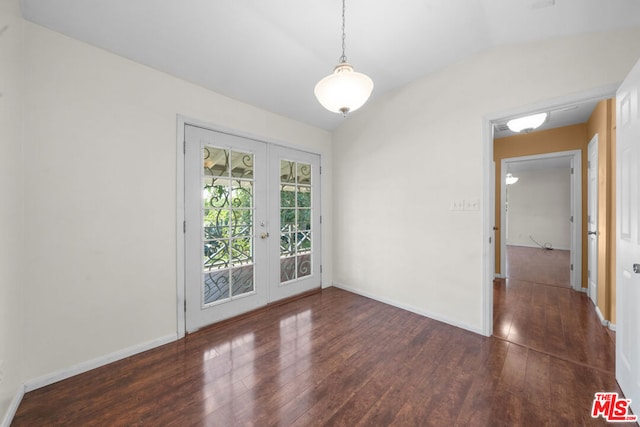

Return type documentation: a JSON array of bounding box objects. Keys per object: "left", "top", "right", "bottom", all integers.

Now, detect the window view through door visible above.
[
  {"left": 279, "top": 159, "right": 313, "bottom": 283},
  {"left": 268, "top": 145, "right": 321, "bottom": 302},
  {"left": 185, "top": 125, "right": 321, "bottom": 332},
  {"left": 202, "top": 146, "right": 256, "bottom": 304}
]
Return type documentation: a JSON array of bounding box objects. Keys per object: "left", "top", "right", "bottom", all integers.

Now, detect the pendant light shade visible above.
[
  {"left": 315, "top": 0, "right": 373, "bottom": 116},
  {"left": 314, "top": 63, "right": 374, "bottom": 115}
]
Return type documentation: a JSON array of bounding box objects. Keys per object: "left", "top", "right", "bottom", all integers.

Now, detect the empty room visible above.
[{"left": 2, "top": 0, "right": 640, "bottom": 425}]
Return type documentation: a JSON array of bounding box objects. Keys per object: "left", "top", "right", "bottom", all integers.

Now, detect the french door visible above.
[
  {"left": 184, "top": 125, "right": 321, "bottom": 332},
  {"left": 268, "top": 145, "right": 322, "bottom": 302}
]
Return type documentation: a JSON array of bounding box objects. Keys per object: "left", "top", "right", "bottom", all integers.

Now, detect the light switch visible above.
[
  {"left": 450, "top": 199, "right": 464, "bottom": 211},
  {"left": 464, "top": 198, "right": 480, "bottom": 211}
]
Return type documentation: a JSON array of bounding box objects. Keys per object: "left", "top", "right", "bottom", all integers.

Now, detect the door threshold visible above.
[{"left": 187, "top": 287, "right": 322, "bottom": 335}]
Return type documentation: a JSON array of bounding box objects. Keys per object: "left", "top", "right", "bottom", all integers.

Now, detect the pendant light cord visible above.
[{"left": 340, "top": 0, "right": 347, "bottom": 64}]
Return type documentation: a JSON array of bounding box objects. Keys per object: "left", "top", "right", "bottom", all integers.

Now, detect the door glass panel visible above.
[
  {"left": 202, "top": 145, "right": 255, "bottom": 306},
  {"left": 280, "top": 160, "right": 313, "bottom": 284},
  {"left": 231, "top": 151, "right": 253, "bottom": 178},
  {"left": 297, "top": 186, "right": 311, "bottom": 208},
  {"left": 280, "top": 257, "right": 296, "bottom": 282},
  {"left": 281, "top": 184, "right": 296, "bottom": 207},
  {"left": 281, "top": 209, "right": 296, "bottom": 229},
  {"left": 204, "top": 147, "right": 229, "bottom": 177},
  {"left": 297, "top": 254, "right": 311, "bottom": 278},
  {"left": 297, "top": 209, "right": 311, "bottom": 230},
  {"left": 203, "top": 180, "right": 230, "bottom": 208},
  {"left": 281, "top": 160, "right": 296, "bottom": 183},
  {"left": 297, "top": 163, "right": 311, "bottom": 184},
  {"left": 231, "top": 266, "right": 254, "bottom": 295},
  {"left": 204, "top": 270, "right": 230, "bottom": 304}
]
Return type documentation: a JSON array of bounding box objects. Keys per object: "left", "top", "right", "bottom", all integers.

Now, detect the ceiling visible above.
[{"left": 19, "top": 0, "right": 640, "bottom": 130}]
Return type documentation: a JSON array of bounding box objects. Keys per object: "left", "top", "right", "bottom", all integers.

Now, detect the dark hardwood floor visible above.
[
  {"left": 13, "top": 261, "right": 622, "bottom": 425},
  {"left": 505, "top": 245, "right": 571, "bottom": 288}
]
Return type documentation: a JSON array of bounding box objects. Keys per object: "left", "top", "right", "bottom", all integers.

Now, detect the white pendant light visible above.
[
  {"left": 506, "top": 112, "right": 548, "bottom": 133},
  {"left": 314, "top": 0, "right": 373, "bottom": 116}
]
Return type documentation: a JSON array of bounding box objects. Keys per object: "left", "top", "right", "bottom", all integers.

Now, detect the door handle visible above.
[
  {"left": 634, "top": 264, "right": 640, "bottom": 274},
  {"left": 587, "top": 231, "right": 597, "bottom": 235},
  {"left": 260, "top": 232, "right": 270, "bottom": 239}
]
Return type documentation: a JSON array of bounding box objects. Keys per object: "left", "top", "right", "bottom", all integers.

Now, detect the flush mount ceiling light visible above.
[
  {"left": 505, "top": 173, "right": 519, "bottom": 185},
  {"left": 314, "top": 0, "right": 373, "bottom": 117},
  {"left": 506, "top": 112, "right": 548, "bottom": 133}
]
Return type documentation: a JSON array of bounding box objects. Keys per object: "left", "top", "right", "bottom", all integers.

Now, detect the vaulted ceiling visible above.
[{"left": 20, "top": 0, "right": 640, "bottom": 130}]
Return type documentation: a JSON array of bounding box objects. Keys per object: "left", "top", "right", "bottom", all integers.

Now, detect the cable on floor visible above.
[{"left": 529, "top": 234, "right": 553, "bottom": 250}]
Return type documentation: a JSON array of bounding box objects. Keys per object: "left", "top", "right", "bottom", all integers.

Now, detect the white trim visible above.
[
  {"left": 482, "top": 84, "right": 618, "bottom": 338},
  {"left": 176, "top": 115, "right": 322, "bottom": 156},
  {"left": 608, "top": 322, "right": 617, "bottom": 332},
  {"left": 594, "top": 305, "right": 609, "bottom": 327},
  {"left": 24, "top": 334, "right": 176, "bottom": 392},
  {"left": 587, "top": 134, "right": 599, "bottom": 305},
  {"left": 482, "top": 119, "right": 494, "bottom": 337},
  {"left": 176, "top": 117, "right": 186, "bottom": 339},
  {"left": 506, "top": 243, "right": 572, "bottom": 251},
  {"left": 494, "top": 274, "right": 506, "bottom": 279},
  {"left": 1, "top": 385, "right": 25, "bottom": 427},
  {"left": 332, "top": 282, "right": 484, "bottom": 335}
]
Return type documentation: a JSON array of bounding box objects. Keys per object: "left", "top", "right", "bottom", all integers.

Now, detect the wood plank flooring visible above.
[
  {"left": 13, "top": 274, "right": 621, "bottom": 425},
  {"left": 505, "top": 245, "right": 571, "bottom": 288}
]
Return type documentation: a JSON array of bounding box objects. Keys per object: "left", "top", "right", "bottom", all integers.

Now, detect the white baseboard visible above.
[
  {"left": 24, "top": 334, "right": 177, "bottom": 392},
  {"left": 332, "top": 282, "right": 483, "bottom": 335},
  {"left": 494, "top": 274, "right": 506, "bottom": 279},
  {"left": 1, "top": 385, "right": 25, "bottom": 427},
  {"left": 594, "top": 306, "right": 610, "bottom": 327},
  {"left": 506, "top": 243, "right": 571, "bottom": 251}
]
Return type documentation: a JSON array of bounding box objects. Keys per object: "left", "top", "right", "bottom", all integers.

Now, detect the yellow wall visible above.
[
  {"left": 494, "top": 124, "right": 589, "bottom": 287},
  {"left": 586, "top": 99, "right": 616, "bottom": 323}
]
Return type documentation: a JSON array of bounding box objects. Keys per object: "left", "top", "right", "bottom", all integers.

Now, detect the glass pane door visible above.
[
  {"left": 269, "top": 145, "right": 321, "bottom": 301},
  {"left": 184, "top": 126, "right": 321, "bottom": 332},
  {"left": 185, "top": 125, "right": 267, "bottom": 332}
]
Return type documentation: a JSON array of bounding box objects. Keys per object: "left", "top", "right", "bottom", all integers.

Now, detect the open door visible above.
[
  {"left": 587, "top": 135, "right": 599, "bottom": 305},
  {"left": 616, "top": 57, "right": 640, "bottom": 416}
]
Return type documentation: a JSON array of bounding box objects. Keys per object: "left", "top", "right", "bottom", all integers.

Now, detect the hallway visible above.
[{"left": 494, "top": 245, "right": 616, "bottom": 379}]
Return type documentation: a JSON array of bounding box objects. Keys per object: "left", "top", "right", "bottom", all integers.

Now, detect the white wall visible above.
[
  {"left": 332, "top": 28, "right": 640, "bottom": 332},
  {"left": 506, "top": 168, "right": 571, "bottom": 249},
  {"left": 0, "top": 0, "right": 24, "bottom": 423},
  {"left": 21, "top": 22, "right": 332, "bottom": 382}
]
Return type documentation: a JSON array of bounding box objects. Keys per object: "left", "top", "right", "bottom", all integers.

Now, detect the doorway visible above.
[
  {"left": 500, "top": 151, "right": 580, "bottom": 290},
  {"left": 481, "top": 84, "right": 617, "bottom": 336},
  {"left": 182, "top": 124, "right": 322, "bottom": 333}
]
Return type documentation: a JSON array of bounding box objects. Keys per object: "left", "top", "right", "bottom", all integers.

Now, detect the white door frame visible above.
[
  {"left": 500, "top": 151, "right": 582, "bottom": 291},
  {"left": 176, "top": 115, "right": 323, "bottom": 339},
  {"left": 481, "top": 84, "right": 618, "bottom": 336},
  {"left": 587, "top": 134, "right": 599, "bottom": 307}
]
